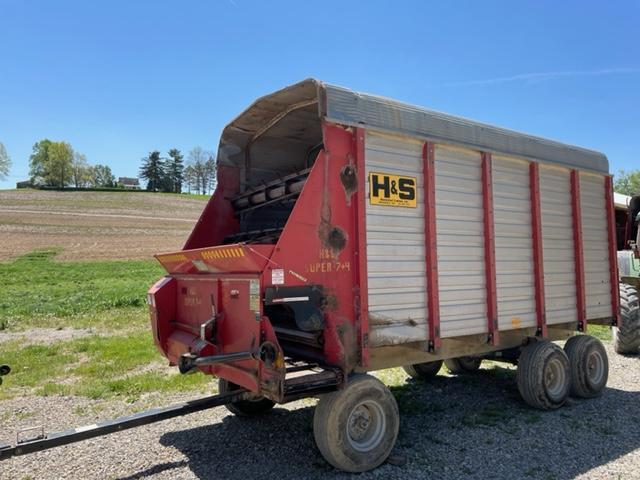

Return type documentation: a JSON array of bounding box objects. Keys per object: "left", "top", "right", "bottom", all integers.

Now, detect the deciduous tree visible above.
[
  {"left": 184, "top": 164, "right": 197, "bottom": 193},
  {"left": 46, "top": 141, "right": 73, "bottom": 187},
  {"left": 188, "top": 147, "right": 215, "bottom": 194},
  {"left": 0, "top": 142, "right": 11, "bottom": 181},
  {"left": 71, "top": 152, "right": 90, "bottom": 187},
  {"left": 91, "top": 164, "right": 115, "bottom": 187},
  {"left": 28, "top": 139, "right": 53, "bottom": 185},
  {"left": 615, "top": 170, "right": 640, "bottom": 196}
]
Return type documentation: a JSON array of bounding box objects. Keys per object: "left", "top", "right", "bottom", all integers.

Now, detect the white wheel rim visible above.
[
  {"left": 587, "top": 350, "right": 605, "bottom": 385},
  {"left": 545, "top": 357, "right": 566, "bottom": 400},
  {"left": 346, "top": 400, "right": 386, "bottom": 452}
]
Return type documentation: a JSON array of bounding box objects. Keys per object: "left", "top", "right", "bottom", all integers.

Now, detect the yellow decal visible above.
[
  {"left": 201, "top": 247, "right": 244, "bottom": 260},
  {"left": 158, "top": 253, "right": 188, "bottom": 263},
  {"left": 511, "top": 317, "right": 521, "bottom": 328},
  {"left": 306, "top": 261, "right": 351, "bottom": 274},
  {"left": 369, "top": 172, "right": 417, "bottom": 208}
]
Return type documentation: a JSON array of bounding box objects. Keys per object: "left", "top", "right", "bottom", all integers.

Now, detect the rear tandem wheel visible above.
[
  {"left": 402, "top": 360, "right": 443, "bottom": 380},
  {"left": 564, "top": 335, "right": 608, "bottom": 398},
  {"left": 517, "top": 341, "right": 571, "bottom": 410},
  {"left": 444, "top": 356, "right": 482, "bottom": 374}
]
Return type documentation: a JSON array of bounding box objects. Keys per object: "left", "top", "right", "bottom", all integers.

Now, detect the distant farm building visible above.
[
  {"left": 118, "top": 177, "right": 141, "bottom": 189},
  {"left": 16, "top": 180, "right": 33, "bottom": 189}
]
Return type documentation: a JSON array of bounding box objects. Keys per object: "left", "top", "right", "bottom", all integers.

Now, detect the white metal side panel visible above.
[
  {"left": 364, "top": 131, "right": 427, "bottom": 346},
  {"left": 435, "top": 145, "right": 487, "bottom": 337},
  {"left": 492, "top": 155, "right": 536, "bottom": 331},
  {"left": 580, "top": 173, "right": 612, "bottom": 319},
  {"left": 539, "top": 167, "right": 578, "bottom": 325}
]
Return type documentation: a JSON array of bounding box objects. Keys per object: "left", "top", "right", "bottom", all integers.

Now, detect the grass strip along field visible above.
[{"left": 0, "top": 249, "right": 211, "bottom": 401}]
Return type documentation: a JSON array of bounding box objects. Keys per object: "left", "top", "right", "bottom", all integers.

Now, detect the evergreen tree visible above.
[
  {"left": 166, "top": 148, "right": 184, "bottom": 193},
  {"left": 139, "top": 151, "right": 164, "bottom": 191}
]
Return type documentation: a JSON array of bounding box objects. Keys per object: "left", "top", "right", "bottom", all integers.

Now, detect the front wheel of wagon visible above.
[
  {"left": 564, "top": 335, "right": 608, "bottom": 398},
  {"left": 444, "top": 357, "right": 482, "bottom": 374},
  {"left": 313, "top": 374, "right": 399, "bottom": 472},
  {"left": 402, "top": 359, "right": 443, "bottom": 380},
  {"left": 517, "top": 341, "right": 571, "bottom": 410},
  {"left": 218, "top": 379, "right": 275, "bottom": 416}
]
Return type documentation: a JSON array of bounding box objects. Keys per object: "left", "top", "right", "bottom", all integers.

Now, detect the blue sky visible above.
[{"left": 0, "top": 0, "right": 638, "bottom": 189}]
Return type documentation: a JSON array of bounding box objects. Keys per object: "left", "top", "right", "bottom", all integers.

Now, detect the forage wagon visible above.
[
  {"left": 147, "top": 79, "right": 622, "bottom": 471},
  {"left": 2, "top": 79, "right": 626, "bottom": 473}
]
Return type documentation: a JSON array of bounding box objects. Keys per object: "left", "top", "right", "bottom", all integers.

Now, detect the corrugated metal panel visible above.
[
  {"left": 365, "top": 131, "right": 427, "bottom": 346},
  {"left": 492, "top": 155, "right": 536, "bottom": 331},
  {"left": 539, "top": 167, "right": 578, "bottom": 325},
  {"left": 435, "top": 145, "right": 487, "bottom": 337},
  {"left": 322, "top": 81, "right": 609, "bottom": 174},
  {"left": 581, "top": 173, "right": 613, "bottom": 319}
]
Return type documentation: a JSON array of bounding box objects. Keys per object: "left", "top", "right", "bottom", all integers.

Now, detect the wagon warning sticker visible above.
[
  {"left": 369, "top": 172, "right": 417, "bottom": 208},
  {"left": 271, "top": 268, "right": 285, "bottom": 285}
]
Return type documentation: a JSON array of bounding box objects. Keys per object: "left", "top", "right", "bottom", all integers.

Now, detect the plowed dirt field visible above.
[{"left": 0, "top": 190, "right": 206, "bottom": 261}]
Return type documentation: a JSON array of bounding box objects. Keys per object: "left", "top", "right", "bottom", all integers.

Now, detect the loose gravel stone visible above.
[{"left": 2, "top": 343, "right": 639, "bottom": 479}]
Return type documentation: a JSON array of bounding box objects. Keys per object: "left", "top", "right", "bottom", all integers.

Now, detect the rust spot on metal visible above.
[
  {"left": 323, "top": 292, "right": 339, "bottom": 312},
  {"left": 340, "top": 163, "right": 357, "bottom": 205},
  {"left": 317, "top": 150, "right": 348, "bottom": 256},
  {"left": 327, "top": 226, "right": 347, "bottom": 254}
]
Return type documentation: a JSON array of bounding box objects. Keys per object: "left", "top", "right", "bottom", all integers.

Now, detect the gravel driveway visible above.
[{"left": 2, "top": 343, "right": 640, "bottom": 480}]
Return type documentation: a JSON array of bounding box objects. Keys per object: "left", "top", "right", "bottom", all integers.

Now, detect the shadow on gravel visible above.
[{"left": 153, "top": 365, "right": 640, "bottom": 480}]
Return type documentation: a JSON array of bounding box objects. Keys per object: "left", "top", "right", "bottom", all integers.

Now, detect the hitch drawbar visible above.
[
  {"left": 0, "top": 390, "right": 249, "bottom": 461},
  {"left": 178, "top": 350, "right": 255, "bottom": 374}
]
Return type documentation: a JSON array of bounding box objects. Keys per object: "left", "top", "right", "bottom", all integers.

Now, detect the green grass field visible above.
[{"left": 0, "top": 250, "right": 211, "bottom": 401}]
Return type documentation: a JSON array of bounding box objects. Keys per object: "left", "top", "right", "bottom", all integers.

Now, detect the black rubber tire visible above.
[
  {"left": 444, "top": 357, "right": 482, "bottom": 374},
  {"left": 313, "top": 374, "right": 399, "bottom": 473},
  {"left": 517, "top": 341, "right": 571, "bottom": 410},
  {"left": 218, "top": 378, "right": 275, "bottom": 417},
  {"left": 613, "top": 284, "right": 640, "bottom": 355},
  {"left": 402, "top": 359, "right": 443, "bottom": 380},
  {"left": 564, "top": 335, "right": 608, "bottom": 398}
]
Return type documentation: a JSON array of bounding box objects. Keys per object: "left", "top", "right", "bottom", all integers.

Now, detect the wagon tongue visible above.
[{"left": 154, "top": 244, "right": 274, "bottom": 274}]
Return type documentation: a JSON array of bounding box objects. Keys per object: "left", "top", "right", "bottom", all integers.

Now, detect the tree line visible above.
[
  {"left": 28, "top": 139, "right": 115, "bottom": 188},
  {"left": 139, "top": 147, "right": 216, "bottom": 194}
]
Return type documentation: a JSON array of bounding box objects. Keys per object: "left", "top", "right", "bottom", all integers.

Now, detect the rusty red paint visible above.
[
  {"left": 604, "top": 175, "right": 621, "bottom": 326},
  {"left": 570, "top": 170, "right": 587, "bottom": 331},
  {"left": 529, "top": 162, "right": 547, "bottom": 337},
  {"left": 423, "top": 142, "right": 441, "bottom": 351},
  {"left": 481, "top": 152, "right": 499, "bottom": 345},
  {"left": 354, "top": 127, "right": 370, "bottom": 366}
]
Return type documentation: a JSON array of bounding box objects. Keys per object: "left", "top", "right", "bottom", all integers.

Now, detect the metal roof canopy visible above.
[{"left": 217, "top": 78, "right": 609, "bottom": 175}]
